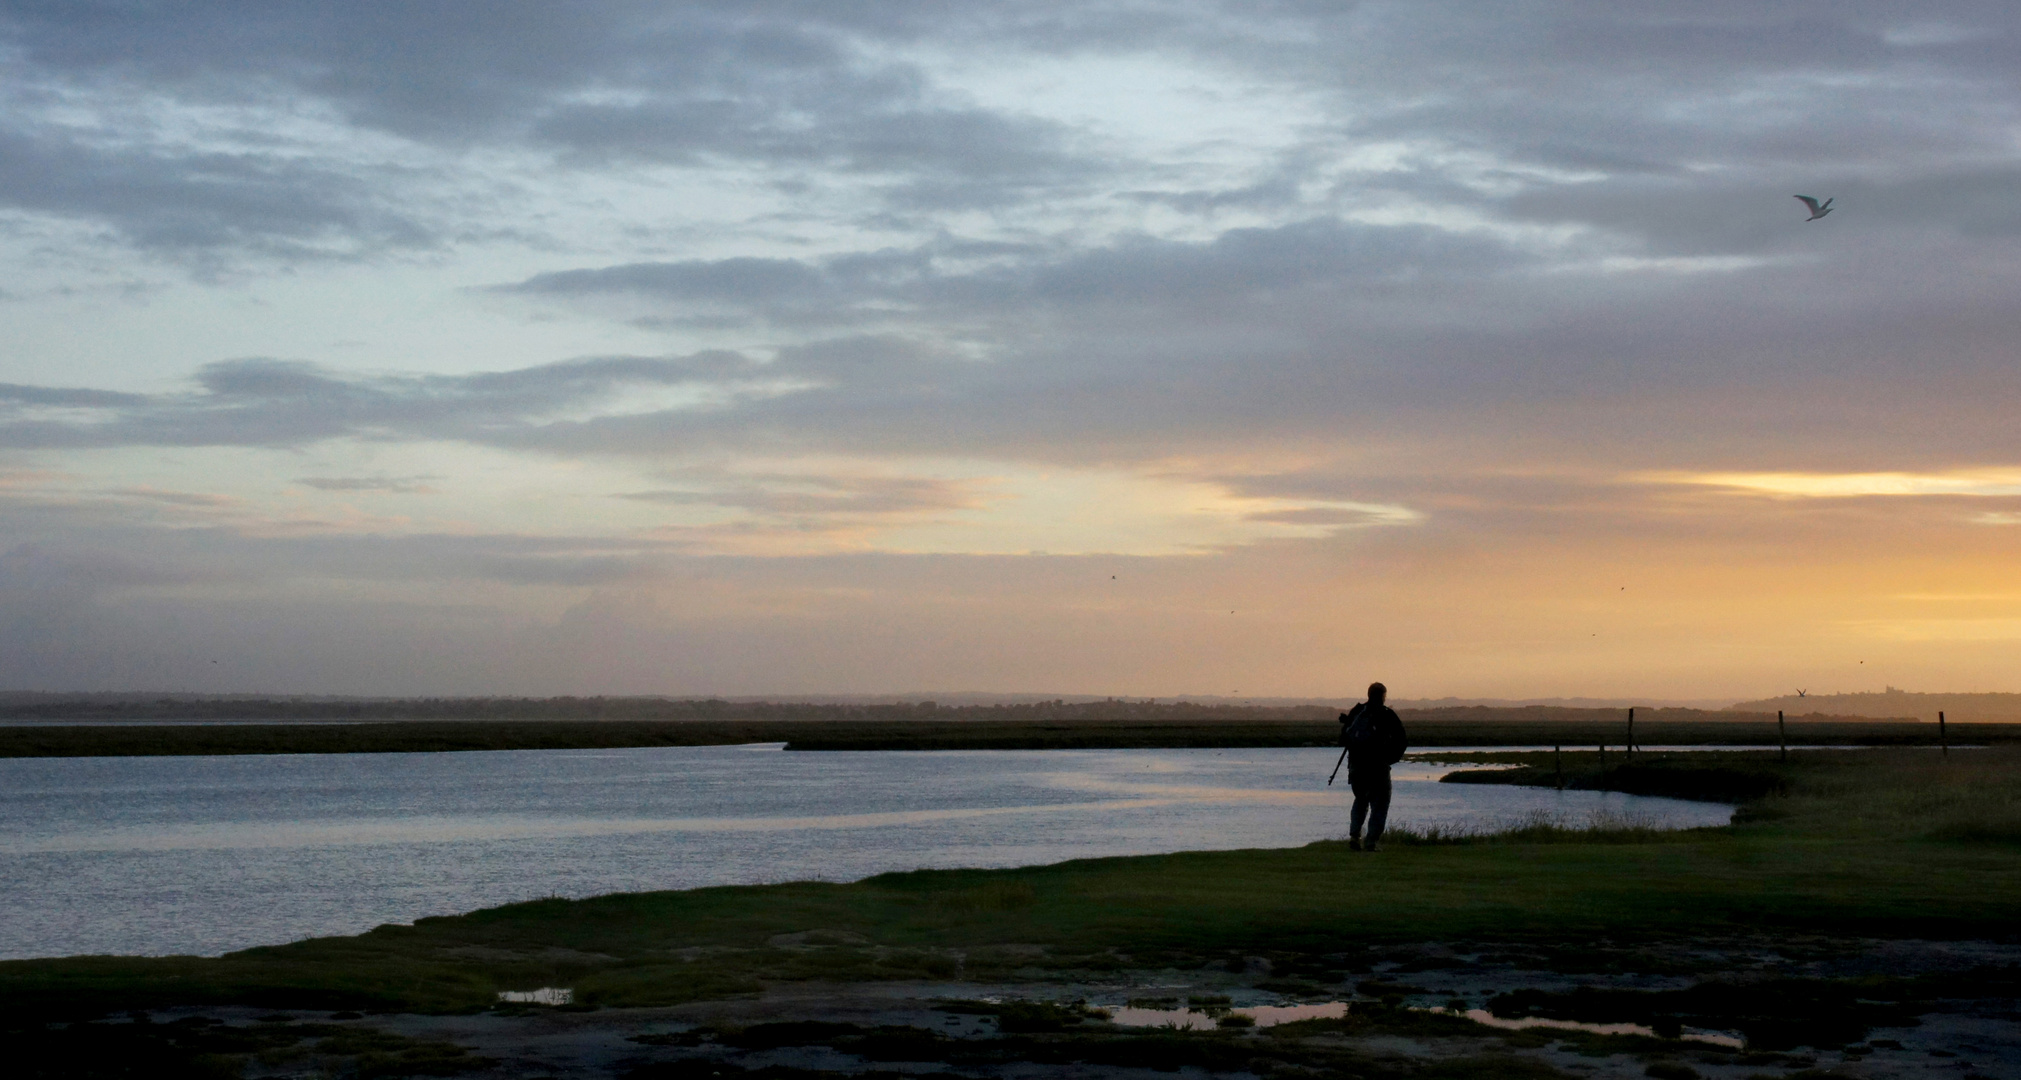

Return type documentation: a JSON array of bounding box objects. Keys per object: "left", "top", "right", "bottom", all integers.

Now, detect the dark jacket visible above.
[{"left": 1340, "top": 702, "right": 1407, "bottom": 774}]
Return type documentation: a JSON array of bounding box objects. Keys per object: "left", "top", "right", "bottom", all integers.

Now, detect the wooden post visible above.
[
  {"left": 1778, "top": 710, "right": 1787, "bottom": 763},
  {"left": 1555, "top": 744, "right": 1564, "bottom": 790},
  {"left": 1940, "top": 710, "right": 1948, "bottom": 757},
  {"left": 1598, "top": 742, "right": 1606, "bottom": 769},
  {"left": 1626, "top": 708, "right": 1635, "bottom": 759}
]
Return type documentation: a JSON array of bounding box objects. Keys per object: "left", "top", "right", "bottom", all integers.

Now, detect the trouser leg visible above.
[
  {"left": 1365, "top": 776, "right": 1392, "bottom": 843},
  {"left": 1350, "top": 796, "right": 1369, "bottom": 839}
]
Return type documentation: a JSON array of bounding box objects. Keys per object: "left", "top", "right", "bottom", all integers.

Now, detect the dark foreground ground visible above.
[
  {"left": 8, "top": 749, "right": 2018, "bottom": 1079},
  {"left": 25, "top": 936, "right": 2017, "bottom": 1080}
]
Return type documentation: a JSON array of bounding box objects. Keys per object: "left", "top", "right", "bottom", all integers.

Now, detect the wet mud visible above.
[{"left": 18, "top": 935, "right": 2016, "bottom": 1078}]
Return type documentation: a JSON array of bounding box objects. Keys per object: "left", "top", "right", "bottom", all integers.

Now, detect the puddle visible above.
[
  {"left": 1104, "top": 999, "right": 1742, "bottom": 1047},
  {"left": 1457, "top": 1009, "right": 1743, "bottom": 1048},
  {"left": 1103, "top": 1001, "right": 1348, "bottom": 1030},
  {"left": 496, "top": 987, "right": 573, "bottom": 1006}
]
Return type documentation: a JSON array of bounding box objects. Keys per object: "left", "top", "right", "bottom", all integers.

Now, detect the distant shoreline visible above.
[
  {"left": 0, "top": 711, "right": 2005, "bottom": 758},
  {"left": 8, "top": 690, "right": 2019, "bottom": 725}
]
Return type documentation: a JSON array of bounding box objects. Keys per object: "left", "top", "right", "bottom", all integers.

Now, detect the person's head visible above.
[{"left": 1367, "top": 682, "right": 1387, "bottom": 704}]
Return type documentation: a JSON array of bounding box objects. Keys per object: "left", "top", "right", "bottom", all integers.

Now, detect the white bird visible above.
[{"left": 1795, "top": 194, "right": 1834, "bottom": 221}]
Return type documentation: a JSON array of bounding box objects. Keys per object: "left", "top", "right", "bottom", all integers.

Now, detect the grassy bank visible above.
[
  {"left": 3, "top": 715, "right": 2006, "bottom": 758},
  {"left": 1433, "top": 749, "right": 1811, "bottom": 803},
  {"left": 4, "top": 747, "right": 2016, "bottom": 1018}
]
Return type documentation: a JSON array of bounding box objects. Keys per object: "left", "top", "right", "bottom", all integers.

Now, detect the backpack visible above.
[{"left": 1343, "top": 709, "right": 1380, "bottom": 753}]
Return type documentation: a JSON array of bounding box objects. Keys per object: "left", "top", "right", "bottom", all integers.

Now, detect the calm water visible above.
[{"left": 0, "top": 745, "right": 1731, "bottom": 959}]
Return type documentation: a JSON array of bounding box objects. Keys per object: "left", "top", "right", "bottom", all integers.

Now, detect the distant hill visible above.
[
  {"left": 1393, "top": 696, "right": 1735, "bottom": 710},
  {"left": 0, "top": 692, "right": 1918, "bottom": 724},
  {"left": 0, "top": 695, "right": 1738, "bottom": 720},
  {"left": 1398, "top": 705, "right": 1901, "bottom": 725},
  {"left": 0, "top": 694, "right": 1339, "bottom": 723},
  {"left": 1729, "top": 690, "right": 2021, "bottom": 723}
]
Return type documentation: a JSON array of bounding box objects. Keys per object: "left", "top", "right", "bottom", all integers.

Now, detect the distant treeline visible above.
[
  {"left": 0, "top": 693, "right": 1933, "bottom": 725},
  {"left": 0, "top": 694, "right": 1339, "bottom": 723},
  {"left": 2, "top": 712, "right": 2006, "bottom": 759},
  {"left": 1403, "top": 705, "right": 1917, "bottom": 725},
  {"left": 1731, "top": 690, "right": 2021, "bottom": 723}
]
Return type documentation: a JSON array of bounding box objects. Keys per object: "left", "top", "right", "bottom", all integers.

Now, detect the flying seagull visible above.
[{"left": 1795, "top": 195, "right": 1834, "bottom": 221}]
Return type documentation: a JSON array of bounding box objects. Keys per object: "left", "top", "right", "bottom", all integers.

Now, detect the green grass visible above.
[{"left": 4, "top": 748, "right": 2016, "bottom": 1017}]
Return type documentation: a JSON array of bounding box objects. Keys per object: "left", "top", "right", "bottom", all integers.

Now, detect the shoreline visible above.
[{"left": 1, "top": 714, "right": 2007, "bottom": 758}]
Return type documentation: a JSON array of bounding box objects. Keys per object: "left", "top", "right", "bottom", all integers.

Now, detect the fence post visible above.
[
  {"left": 1555, "top": 744, "right": 1564, "bottom": 790},
  {"left": 1598, "top": 742, "right": 1606, "bottom": 769},
  {"left": 1940, "top": 710, "right": 1947, "bottom": 757},
  {"left": 1626, "top": 707, "right": 1634, "bottom": 760},
  {"left": 1778, "top": 710, "right": 1787, "bottom": 763}
]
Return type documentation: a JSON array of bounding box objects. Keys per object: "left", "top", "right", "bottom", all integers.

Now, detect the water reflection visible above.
[
  {"left": 1104, "top": 1001, "right": 1349, "bottom": 1030},
  {"left": 1102, "top": 1000, "right": 1744, "bottom": 1046},
  {"left": 1458, "top": 1009, "right": 1744, "bottom": 1048},
  {"left": 0, "top": 745, "right": 1731, "bottom": 959},
  {"left": 496, "top": 987, "right": 573, "bottom": 1006}
]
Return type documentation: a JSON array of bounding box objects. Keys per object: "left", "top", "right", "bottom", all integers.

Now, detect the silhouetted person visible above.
[{"left": 1339, "top": 682, "right": 1407, "bottom": 851}]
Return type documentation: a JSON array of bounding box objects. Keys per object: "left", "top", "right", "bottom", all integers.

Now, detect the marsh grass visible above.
[
  {"left": 928, "top": 881, "right": 1038, "bottom": 912},
  {"left": 1436, "top": 751, "right": 1796, "bottom": 803},
  {"left": 1383, "top": 808, "right": 1680, "bottom": 846},
  {"left": 1782, "top": 749, "right": 2021, "bottom": 843}
]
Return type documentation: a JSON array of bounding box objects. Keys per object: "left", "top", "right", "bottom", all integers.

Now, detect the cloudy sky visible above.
[{"left": 4, "top": 2, "right": 2019, "bottom": 699}]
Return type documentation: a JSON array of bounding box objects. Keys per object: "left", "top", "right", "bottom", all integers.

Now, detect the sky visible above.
[{"left": 3, "top": 2, "right": 2020, "bottom": 700}]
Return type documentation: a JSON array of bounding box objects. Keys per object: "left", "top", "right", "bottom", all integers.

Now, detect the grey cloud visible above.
[
  {"left": 512, "top": 258, "right": 830, "bottom": 303},
  {"left": 3, "top": 2, "right": 704, "bottom": 138},
  {"left": 1, "top": 501, "right": 672, "bottom": 592},
  {"left": 0, "top": 2, "right": 1098, "bottom": 263},
  {"left": 1123, "top": 173, "right": 1309, "bottom": 215},
  {"left": 0, "top": 521, "right": 688, "bottom": 691},
  {"left": 256, "top": 532, "right": 669, "bottom": 589},
  {"left": 9, "top": 216, "right": 2017, "bottom": 477},
  {"left": 501, "top": 217, "right": 1527, "bottom": 329},
  {"left": 622, "top": 473, "right": 981, "bottom": 516},
  {"left": 296, "top": 476, "right": 441, "bottom": 494},
  {"left": 1499, "top": 164, "right": 2021, "bottom": 260},
  {"left": 1131, "top": 5, "right": 2021, "bottom": 254},
  {"left": 5, "top": 3, "right": 1077, "bottom": 174},
  {"left": 1019, "top": 219, "right": 1522, "bottom": 304},
  {"left": 536, "top": 98, "right": 1086, "bottom": 198},
  {"left": 0, "top": 124, "right": 434, "bottom": 258},
  {"left": 0, "top": 351, "right": 761, "bottom": 450},
  {"left": 3, "top": 2, "right": 2020, "bottom": 477},
  {"left": 1838, "top": 167, "right": 2021, "bottom": 238},
  {"left": 0, "top": 541, "right": 197, "bottom": 593},
  {"left": 105, "top": 488, "right": 240, "bottom": 508},
  {"left": 8, "top": 2, "right": 2020, "bottom": 267},
  {"left": 0, "top": 383, "right": 149, "bottom": 408}
]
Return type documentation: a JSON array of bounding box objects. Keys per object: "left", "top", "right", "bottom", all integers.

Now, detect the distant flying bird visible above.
[{"left": 1795, "top": 195, "right": 1834, "bottom": 221}]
